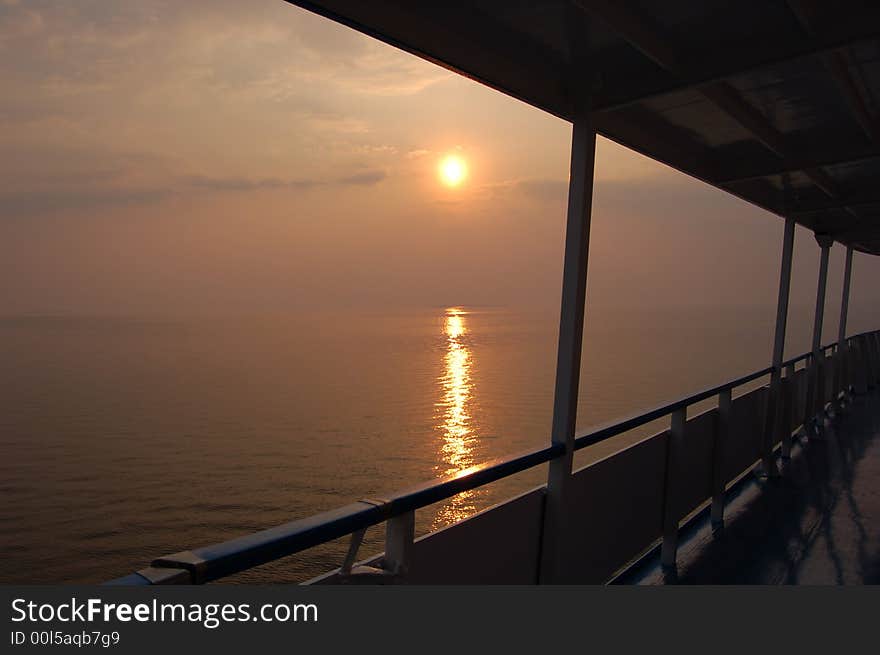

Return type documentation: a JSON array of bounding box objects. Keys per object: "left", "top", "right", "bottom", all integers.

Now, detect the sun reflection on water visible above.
[{"left": 432, "top": 307, "right": 481, "bottom": 529}]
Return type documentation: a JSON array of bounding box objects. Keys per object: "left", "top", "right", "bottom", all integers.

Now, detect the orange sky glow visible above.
[{"left": 1, "top": 0, "right": 879, "bottom": 349}]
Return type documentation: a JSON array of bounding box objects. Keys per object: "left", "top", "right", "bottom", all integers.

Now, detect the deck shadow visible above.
[{"left": 620, "top": 389, "right": 880, "bottom": 585}]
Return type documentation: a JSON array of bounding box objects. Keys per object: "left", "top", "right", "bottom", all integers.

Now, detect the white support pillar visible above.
[
  {"left": 761, "top": 217, "right": 795, "bottom": 474},
  {"left": 836, "top": 246, "right": 854, "bottom": 401},
  {"left": 838, "top": 247, "right": 854, "bottom": 345},
  {"left": 812, "top": 236, "right": 832, "bottom": 354},
  {"left": 805, "top": 233, "right": 833, "bottom": 429},
  {"left": 539, "top": 112, "right": 596, "bottom": 584}
]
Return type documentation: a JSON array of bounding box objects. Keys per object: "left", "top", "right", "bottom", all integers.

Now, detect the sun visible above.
[{"left": 438, "top": 154, "right": 467, "bottom": 187}]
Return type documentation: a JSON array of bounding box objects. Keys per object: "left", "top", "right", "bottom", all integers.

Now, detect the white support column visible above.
[
  {"left": 812, "top": 236, "right": 832, "bottom": 354},
  {"left": 539, "top": 112, "right": 596, "bottom": 584},
  {"left": 837, "top": 247, "right": 853, "bottom": 345},
  {"left": 761, "top": 217, "right": 795, "bottom": 474},
  {"left": 805, "top": 234, "right": 833, "bottom": 430},
  {"left": 836, "top": 246, "right": 854, "bottom": 401}
]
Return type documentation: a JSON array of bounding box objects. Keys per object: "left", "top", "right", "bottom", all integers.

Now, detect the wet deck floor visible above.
[{"left": 625, "top": 388, "right": 880, "bottom": 585}]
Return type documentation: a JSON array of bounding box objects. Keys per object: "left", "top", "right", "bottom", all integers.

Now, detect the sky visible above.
[{"left": 1, "top": 0, "right": 879, "bottom": 345}]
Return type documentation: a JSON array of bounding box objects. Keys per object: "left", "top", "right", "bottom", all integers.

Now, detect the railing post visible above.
[
  {"left": 876, "top": 332, "right": 880, "bottom": 384},
  {"left": 861, "top": 334, "right": 873, "bottom": 390},
  {"left": 855, "top": 335, "right": 869, "bottom": 394},
  {"left": 835, "top": 246, "right": 853, "bottom": 404},
  {"left": 804, "top": 233, "right": 832, "bottom": 432},
  {"left": 871, "top": 332, "right": 880, "bottom": 386},
  {"left": 843, "top": 338, "right": 851, "bottom": 394},
  {"left": 868, "top": 334, "right": 876, "bottom": 387},
  {"left": 384, "top": 511, "right": 415, "bottom": 579},
  {"left": 761, "top": 217, "right": 795, "bottom": 476},
  {"left": 876, "top": 332, "right": 880, "bottom": 382},
  {"left": 870, "top": 334, "right": 879, "bottom": 386},
  {"left": 538, "top": 108, "right": 596, "bottom": 584},
  {"left": 661, "top": 407, "right": 687, "bottom": 570},
  {"left": 844, "top": 337, "right": 853, "bottom": 394},
  {"left": 780, "top": 370, "right": 793, "bottom": 459},
  {"left": 858, "top": 335, "right": 866, "bottom": 390},
  {"left": 784, "top": 362, "right": 796, "bottom": 447},
  {"left": 711, "top": 389, "right": 732, "bottom": 530},
  {"left": 824, "top": 347, "right": 834, "bottom": 411}
]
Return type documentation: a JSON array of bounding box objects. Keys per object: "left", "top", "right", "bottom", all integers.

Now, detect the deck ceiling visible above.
[{"left": 290, "top": 0, "right": 880, "bottom": 255}]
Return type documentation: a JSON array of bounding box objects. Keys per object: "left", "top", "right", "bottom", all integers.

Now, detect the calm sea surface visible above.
[{"left": 1, "top": 306, "right": 796, "bottom": 583}]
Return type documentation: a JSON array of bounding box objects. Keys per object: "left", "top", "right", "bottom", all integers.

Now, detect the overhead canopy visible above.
[{"left": 289, "top": 0, "right": 880, "bottom": 255}]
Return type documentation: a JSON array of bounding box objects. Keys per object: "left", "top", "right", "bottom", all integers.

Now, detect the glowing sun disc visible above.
[{"left": 439, "top": 155, "right": 467, "bottom": 187}]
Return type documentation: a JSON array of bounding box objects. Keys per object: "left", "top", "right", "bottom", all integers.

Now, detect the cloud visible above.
[
  {"left": 0, "top": 4, "right": 43, "bottom": 43},
  {"left": 0, "top": 1, "right": 416, "bottom": 221},
  {"left": 476, "top": 177, "right": 569, "bottom": 203},
  {"left": 355, "top": 144, "right": 397, "bottom": 156},
  {"left": 0, "top": 187, "right": 169, "bottom": 219},
  {"left": 469, "top": 173, "right": 752, "bottom": 222},
  {"left": 337, "top": 170, "right": 385, "bottom": 186},
  {"left": 303, "top": 116, "right": 370, "bottom": 134},
  {"left": 0, "top": 167, "right": 389, "bottom": 219},
  {"left": 185, "top": 169, "right": 386, "bottom": 191},
  {"left": 516, "top": 178, "right": 568, "bottom": 201},
  {"left": 591, "top": 174, "right": 753, "bottom": 223},
  {"left": 0, "top": 0, "right": 448, "bottom": 153},
  {"left": 183, "top": 175, "right": 318, "bottom": 191}
]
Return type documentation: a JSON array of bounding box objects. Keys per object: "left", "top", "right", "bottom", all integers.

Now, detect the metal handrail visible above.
[
  {"left": 575, "top": 365, "right": 772, "bottom": 450},
  {"left": 192, "top": 442, "right": 564, "bottom": 582},
  {"left": 780, "top": 338, "right": 838, "bottom": 369},
  {"left": 105, "top": 329, "right": 877, "bottom": 585}
]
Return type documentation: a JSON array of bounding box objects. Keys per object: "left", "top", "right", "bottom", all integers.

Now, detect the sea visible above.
[{"left": 0, "top": 304, "right": 829, "bottom": 582}]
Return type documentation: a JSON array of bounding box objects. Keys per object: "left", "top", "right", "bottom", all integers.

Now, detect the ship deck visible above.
[{"left": 625, "top": 389, "right": 880, "bottom": 585}]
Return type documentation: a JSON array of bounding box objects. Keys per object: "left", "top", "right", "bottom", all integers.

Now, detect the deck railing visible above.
[{"left": 106, "top": 329, "right": 880, "bottom": 585}]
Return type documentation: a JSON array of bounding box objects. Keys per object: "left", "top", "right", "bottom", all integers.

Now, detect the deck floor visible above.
[{"left": 629, "top": 388, "right": 880, "bottom": 585}]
